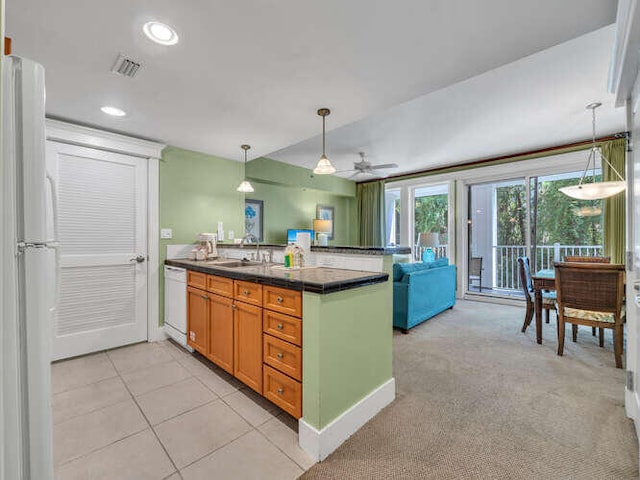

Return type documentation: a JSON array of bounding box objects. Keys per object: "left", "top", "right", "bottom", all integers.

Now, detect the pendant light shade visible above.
[
  {"left": 236, "top": 144, "right": 254, "bottom": 193},
  {"left": 313, "top": 108, "right": 336, "bottom": 175},
  {"left": 559, "top": 103, "right": 625, "bottom": 200}
]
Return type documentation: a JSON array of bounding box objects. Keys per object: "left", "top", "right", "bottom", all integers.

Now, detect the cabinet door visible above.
[
  {"left": 209, "top": 294, "right": 234, "bottom": 374},
  {"left": 234, "top": 301, "right": 263, "bottom": 394},
  {"left": 187, "top": 286, "right": 209, "bottom": 354}
]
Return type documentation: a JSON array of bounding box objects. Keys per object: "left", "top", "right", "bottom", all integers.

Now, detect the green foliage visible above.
[
  {"left": 535, "top": 178, "right": 602, "bottom": 246},
  {"left": 494, "top": 179, "right": 602, "bottom": 247},
  {"left": 414, "top": 194, "right": 448, "bottom": 243}
]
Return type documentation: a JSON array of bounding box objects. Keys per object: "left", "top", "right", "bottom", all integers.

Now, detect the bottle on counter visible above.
[{"left": 284, "top": 244, "right": 294, "bottom": 268}]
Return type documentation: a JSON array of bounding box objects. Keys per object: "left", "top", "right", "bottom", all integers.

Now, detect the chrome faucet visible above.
[{"left": 241, "top": 233, "right": 260, "bottom": 261}]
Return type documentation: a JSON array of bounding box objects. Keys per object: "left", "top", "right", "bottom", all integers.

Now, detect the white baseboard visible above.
[
  {"left": 298, "top": 377, "right": 396, "bottom": 462},
  {"left": 148, "top": 324, "right": 168, "bottom": 342}
]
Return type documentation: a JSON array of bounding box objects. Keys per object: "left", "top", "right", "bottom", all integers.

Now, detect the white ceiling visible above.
[
  {"left": 272, "top": 25, "right": 626, "bottom": 178},
  {"left": 6, "top": 0, "right": 621, "bottom": 175}
]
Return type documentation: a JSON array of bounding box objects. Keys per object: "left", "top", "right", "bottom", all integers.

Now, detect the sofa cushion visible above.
[{"left": 393, "top": 258, "right": 449, "bottom": 281}]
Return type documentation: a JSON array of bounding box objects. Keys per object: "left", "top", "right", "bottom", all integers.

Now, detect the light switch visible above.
[
  {"left": 160, "top": 228, "right": 173, "bottom": 239},
  {"left": 228, "top": 230, "right": 234, "bottom": 240}
]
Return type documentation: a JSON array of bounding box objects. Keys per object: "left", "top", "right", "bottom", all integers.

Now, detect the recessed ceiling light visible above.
[
  {"left": 101, "top": 106, "right": 126, "bottom": 117},
  {"left": 143, "top": 21, "right": 179, "bottom": 45}
]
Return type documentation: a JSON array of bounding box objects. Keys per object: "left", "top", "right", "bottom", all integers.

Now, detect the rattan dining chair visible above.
[
  {"left": 554, "top": 262, "right": 625, "bottom": 368},
  {"left": 517, "top": 257, "right": 556, "bottom": 333},
  {"left": 563, "top": 255, "right": 611, "bottom": 263},
  {"left": 563, "top": 255, "right": 611, "bottom": 344}
]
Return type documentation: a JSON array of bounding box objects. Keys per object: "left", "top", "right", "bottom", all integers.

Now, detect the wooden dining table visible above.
[{"left": 531, "top": 269, "right": 555, "bottom": 344}]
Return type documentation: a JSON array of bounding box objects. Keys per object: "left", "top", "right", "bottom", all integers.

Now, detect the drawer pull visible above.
[
  {"left": 277, "top": 387, "right": 284, "bottom": 395},
  {"left": 276, "top": 323, "right": 284, "bottom": 330},
  {"left": 243, "top": 289, "right": 249, "bottom": 296},
  {"left": 276, "top": 296, "right": 284, "bottom": 304},
  {"left": 201, "top": 294, "right": 209, "bottom": 300},
  {"left": 231, "top": 304, "right": 237, "bottom": 310},
  {"left": 277, "top": 352, "right": 284, "bottom": 359}
]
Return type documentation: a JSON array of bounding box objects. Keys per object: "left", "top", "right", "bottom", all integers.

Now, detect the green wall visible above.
[
  {"left": 302, "top": 268, "right": 393, "bottom": 429},
  {"left": 158, "top": 147, "right": 360, "bottom": 324},
  {"left": 246, "top": 157, "right": 357, "bottom": 245},
  {"left": 159, "top": 146, "right": 245, "bottom": 322},
  {"left": 248, "top": 181, "right": 357, "bottom": 245}
]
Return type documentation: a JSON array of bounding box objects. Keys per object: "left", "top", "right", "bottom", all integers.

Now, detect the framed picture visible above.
[
  {"left": 316, "top": 204, "right": 334, "bottom": 240},
  {"left": 245, "top": 199, "right": 264, "bottom": 242}
]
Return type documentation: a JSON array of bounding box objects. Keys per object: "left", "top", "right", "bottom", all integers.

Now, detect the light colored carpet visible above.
[{"left": 300, "top": 300, "right": 638, "bottom": 479}]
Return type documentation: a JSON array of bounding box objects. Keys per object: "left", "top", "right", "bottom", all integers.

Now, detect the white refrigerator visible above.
[{"left": 1, "top": 56, "right": 56, "bottom": 480}]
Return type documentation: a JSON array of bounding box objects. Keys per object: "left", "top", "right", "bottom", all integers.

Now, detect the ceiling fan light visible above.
[
  {"left": 237, "top": 180, "right": 254, "bottom": 193},
  {"left": 313, "top": 155, "right": 336, "bottom": 175},
  {"left": 559, "top": 181, "right": 626, "bottom": 200}
]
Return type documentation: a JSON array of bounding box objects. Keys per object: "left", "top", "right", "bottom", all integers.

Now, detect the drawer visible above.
[
  {"left": 263, "top": 286, "right": 302, "bottom": 318},
  {"left": 234, "top": 280, "right": 263, "bottom": 306},
  {"left": 263, "top": 365, "right": 302, "bottom": 419},
  {"left": 207, "top": 275, "right": 234, "bottom": 297},
  {"left": 263, "top": 310, "right": 301, "bottom": 346},
  {"left": 263, "top": 334, "right": 302, "bottom": 381},
  {"left": 187, "top": 271, "right": 207, "bottom": 290}
]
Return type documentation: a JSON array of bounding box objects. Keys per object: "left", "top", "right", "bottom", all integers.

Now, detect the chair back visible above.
[
  {"left": 554, "top": 262, "right": 624, "bottom": 319},
  {"left": 469, "top": 257, "right": 483, "bottom": 277},
  {"left": 517, "top": 257, "right": 533, "bottom": 296},
  {"left": 563, "top": 255, "right": 611, "bottom": 263}
]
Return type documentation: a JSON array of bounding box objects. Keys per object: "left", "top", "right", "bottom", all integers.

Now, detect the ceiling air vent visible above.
[{"left": 110, "top": 54, "right": 141, "bottom": 78}]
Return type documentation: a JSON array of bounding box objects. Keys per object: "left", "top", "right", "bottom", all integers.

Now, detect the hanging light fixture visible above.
[
  {"left": 573, "top": 205, "right": 602, "bottom": 217},
  {"left": 559, "top": 102, "right": 625, "bottom": 200},
  {"left": 237, "top": 144, "right": 254, "bottom": 193},
  {"left": 313, "top": 108, "right": 336, "bottom": 175}
]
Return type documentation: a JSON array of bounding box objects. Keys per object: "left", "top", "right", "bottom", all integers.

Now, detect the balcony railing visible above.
[
  {"left": 493, "top": 244, "right": 604, "bottom": 291},
  {"left": 415, "top": 244, "right": 449, "bottom": 261}
]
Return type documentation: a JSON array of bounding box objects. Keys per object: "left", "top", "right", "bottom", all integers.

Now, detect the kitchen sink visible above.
[{"left": 204, "top": 259, "right": 263, "bottom": 268}]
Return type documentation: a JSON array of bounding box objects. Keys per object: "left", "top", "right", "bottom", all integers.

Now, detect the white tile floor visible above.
[{"left": 51, "top": 340, "right": 315, "bottom": 480}]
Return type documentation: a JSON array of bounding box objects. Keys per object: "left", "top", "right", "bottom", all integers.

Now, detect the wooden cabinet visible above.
[
  {"left": 234, "top": 280, "right": 263, "bottom": 307},
  {"left": 263, "top": 286, "right": 302, "bottom": 318},
  {"left": 207, "top": 275, "right": 234, "bottom": 297},
  {"left": 208, "top": 294, "right": 234, "bottom": 374},
  {"left": 263, "top": 310, "right": 302, "bottom": 346},
  {"left": 185, "top": 269, "right": 302, "bottom": 417},
  {"left": 263, "top": 365, "right": 302, "bottom": 418},
  {"left": 188, "top": 271, "right": 207, "bottom": 290},
  {"left": 187, "top": 286, "right": 209, "bottom": 354},
  {"left": 263, "top": 334, "right": 302, "bottom": 381},
  {"left": 234, "top": 301, "right": 263, "bottom": 394}
]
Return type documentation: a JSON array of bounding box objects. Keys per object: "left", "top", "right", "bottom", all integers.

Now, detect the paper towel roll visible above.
[{"left": 296, "top": 232, "right": 311, "bottom": 255}]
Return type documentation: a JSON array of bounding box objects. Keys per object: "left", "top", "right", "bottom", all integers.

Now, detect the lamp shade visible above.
[
  {"left": 313, "top": 155, "right": 336, "bottom": 175},
  {"left": 558, "top": 181, "right": 625, "bottom": 200},
  {"left": 313, "top": 219, "right": 332, "bottom": 234},
  {"left": 418, "top": 232, "right": 439, "bottom": 248},
  {"left": 236, "top": 180, "right": 254, "bottom": 193}
]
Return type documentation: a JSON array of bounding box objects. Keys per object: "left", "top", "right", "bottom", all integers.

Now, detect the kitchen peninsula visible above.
[{"left": 165, "top": 246, "right": 400, "bottom": 461}]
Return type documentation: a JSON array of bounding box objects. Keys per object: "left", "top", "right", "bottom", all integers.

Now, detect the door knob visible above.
[{"left": 130, "top": 255, "right": 146, "bottom": 263}]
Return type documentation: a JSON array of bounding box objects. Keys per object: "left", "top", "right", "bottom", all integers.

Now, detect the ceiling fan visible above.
[{"left": 338, "top": 152, "right": 399, "bottom": 178}]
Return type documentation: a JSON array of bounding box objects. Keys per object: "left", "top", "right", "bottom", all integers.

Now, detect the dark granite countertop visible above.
[
  {"left": 165, "top": 259, "right": 389, "bottom": 294},
  {"left": 215, "top": 243, "right": 411, "bottom": 255}
]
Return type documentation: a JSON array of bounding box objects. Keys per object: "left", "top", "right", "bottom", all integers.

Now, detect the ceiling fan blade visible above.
[{"left": 369, "top": 163, "right": 399, "bottom": 170}]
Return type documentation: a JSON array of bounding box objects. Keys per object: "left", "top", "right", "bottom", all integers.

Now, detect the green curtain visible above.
[
  {"left": 357, "top": 181, "right": 385, "bottom": 247},
  {"left": 601, "top": 138, "right": 626, "bottom": 264}
]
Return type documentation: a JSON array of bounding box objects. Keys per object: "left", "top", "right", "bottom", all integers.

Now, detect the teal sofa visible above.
[{"left": 393, "top": 259, "right": 456, "bottom": 332}]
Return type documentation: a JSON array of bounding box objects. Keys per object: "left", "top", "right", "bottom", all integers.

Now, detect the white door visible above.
[{"left": 47, "top": 141, "right": 148, "bottom": 360}]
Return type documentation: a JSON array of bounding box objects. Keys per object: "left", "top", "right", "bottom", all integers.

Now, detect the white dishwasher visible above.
[{"left": 164, "top": 265, "right": 192, "bottom": 351}]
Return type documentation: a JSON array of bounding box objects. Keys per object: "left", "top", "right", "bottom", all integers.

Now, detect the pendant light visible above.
[
  {"left": 237, "top": 144, "right": 254, "bottom": 193},
  {"left": 313, "top": 108, "right": 336, "bottom": 175},
  {"left": 559, "top": 103, "right": 625, "bottom": 200}
]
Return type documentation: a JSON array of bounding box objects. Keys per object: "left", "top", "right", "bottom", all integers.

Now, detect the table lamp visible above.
[
  {"left": 418, "top": 232, "right": 439, "bottom": 262},
  {"left": 313, "top": 219, "right": 332, "bottom": 246}
]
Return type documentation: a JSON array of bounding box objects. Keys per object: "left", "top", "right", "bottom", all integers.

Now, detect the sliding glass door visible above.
[
  {"left": 468, "top": 179, "right": 527, "bottom": 296},
  {"left": 414, "top": 184, "right": 449, "bottom": 261},
  {"left": 466, "top": 167, "right": 604, "bottom": 298}
]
